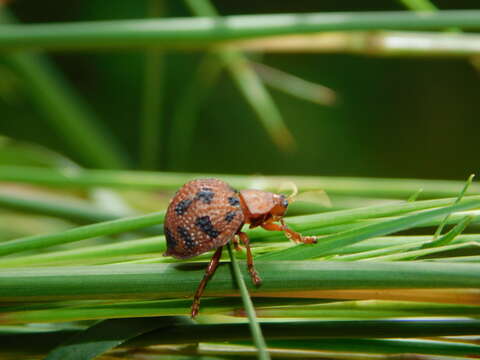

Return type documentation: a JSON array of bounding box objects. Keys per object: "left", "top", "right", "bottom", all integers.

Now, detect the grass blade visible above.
[
  {"left": 185, "top": 0, "right": 295, "bottom": 151},
  {"left": 227, "top": 243, "right": 270, "bottom": 360},
  {"left": 258, "top": 197, "right": 480, "bottom": 260},
  {"left": 0, "top": 211, "right": 165, "bottom": 256},
  {"left": 432, "top": 174, "right": 475, "bottom": 241},
  {"left": 140, "top": 0, "right": 166, "bottom": 169},
  {"left": 0, "top": 10, "right": 128, "bottom": 168},
  {"left": 44, "top": 316, "right": 185, "bottom": 360},
  {"left": 1, "top": 166, "right": 479, "bottom": 198},
  {"left": 2, "top": 261, "right": 480, "bottom": 302},
  {"left": 1, "top": 11, "right": 480, "bottom": 50}
]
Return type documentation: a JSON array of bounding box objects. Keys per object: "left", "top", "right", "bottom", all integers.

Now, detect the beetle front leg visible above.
[
  {"left": 238, "top": 231, "right": 262, "bottom": 286},
  {"left": 191, "top": 246, "right": 223, "bottom": 318},
  {"left": 261, "top": 220, "right": 317, "bottom": 244}
]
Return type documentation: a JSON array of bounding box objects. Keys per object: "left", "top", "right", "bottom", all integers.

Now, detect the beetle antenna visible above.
[
  {"left": 287, "top": 182, "right": 298, "bottom": 203},
  {"left": 277, "top": 181, "right": 298, "bottom": 203}
]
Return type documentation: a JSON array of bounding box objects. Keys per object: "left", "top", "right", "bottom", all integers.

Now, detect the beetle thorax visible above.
[{"left": 239, "top": 189, "right": 288, "bottom": 227}]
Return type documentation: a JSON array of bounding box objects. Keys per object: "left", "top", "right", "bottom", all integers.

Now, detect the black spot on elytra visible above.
[
  {"left": 175, "top": 199, "right": 192, "bottom": 215},
  {"left": 177, "top": 226, "right": 195, "bottom": 249},
  {"left": 164, "top": 227, "right": 177, "bottom": 248},
  {"left": 224, "top": 211, "right": 236, "bottom": 223},
  {"left": 228, "top": 196, "right": 240, "bottom": 207},
  {"left": 195, "top": 188, "right": 215, "bottom": 204},
  {"left": 195, "top": 216, "right": 220, "bottom": 238},
  {"left": 229, "top": 186, "right": 240, "bottom": 194}
]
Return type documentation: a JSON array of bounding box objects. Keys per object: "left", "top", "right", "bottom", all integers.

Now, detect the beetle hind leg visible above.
[{"left": 191, "top": 246, "right": 223, "bottom": 318}]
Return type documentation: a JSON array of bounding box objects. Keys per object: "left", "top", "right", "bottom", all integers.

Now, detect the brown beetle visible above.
[{"left": 163, "top": 178, "right": 316, "bottom": 317}]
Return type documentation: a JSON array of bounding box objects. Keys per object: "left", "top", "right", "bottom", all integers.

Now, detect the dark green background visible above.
[{"left": 1, "top": 1, "right": 479, "bottom": 179}]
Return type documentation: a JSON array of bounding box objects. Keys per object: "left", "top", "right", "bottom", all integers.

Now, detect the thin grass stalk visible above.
[
  {"left": 432, "top": 174, "right": 474, "bottom": 241},
  {"left": 184, "top": 0, "right": 294, "bottom": 150},
  {"left": 0, "top": 11, "right": 128, "bottom": 168},
  {"left": 140, "top": 0, "right": 165, "bottom": 170},
  {"left": 2, "top": 262, "right": 480, "bottom": 302},
  {"left": 2, "top": 11, "right": 480, "bottom": 50},
  {"left": 168, "top": 53, "right": 221, "bottom": 169},
  {"left": 1, "top": 166, "right": 479, "bottom": 198},
  {"left": 227, "top": 243, "right": 270, "bottom": 360}
]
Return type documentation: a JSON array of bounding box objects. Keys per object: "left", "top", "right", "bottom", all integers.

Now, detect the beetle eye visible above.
[{"left": 281, "top": 198, "right": 289, "bottom": 208}]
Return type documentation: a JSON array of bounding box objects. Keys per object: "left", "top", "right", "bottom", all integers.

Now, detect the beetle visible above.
[{"left": 163, "top": 178, "right": 317, "bottom": 317}]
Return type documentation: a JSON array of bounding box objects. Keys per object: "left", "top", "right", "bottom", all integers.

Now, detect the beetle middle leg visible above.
[
  {"left": 261, "top": 219, "right": 317, "bottom": 244},
  {"left": 238, "top": 231, "right": 262, "bottom": 286},
  {"left": 191, "top": 246, "right": 223, "bottom": 318}
]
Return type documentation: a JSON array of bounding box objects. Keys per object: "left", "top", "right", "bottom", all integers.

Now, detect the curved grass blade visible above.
[
  {"left": 0, "top": 211, "right": 165, "bottom": 257},
  {"left": 44, "top": 316, "right": 188, "bottom": 360},
  {"left": 258, "top": 197, "right": 480, "bottom": 261},
  {"left": 140, "top": 0, "right": 166, "bottom": 170},
  {"left": 227, "top": 243, "right": 270, "bottom": 360},
  {"left": 432, "top": 174, "right": 475, "bottom": 241},
  {"left": 1, "top": 165, "right": 480, "bottom": 198},
  {"left": 185, "top": 0, "right": 295, "bottom": 151},
  {"left": 2, "top": 261, "right": 480, "bottom": 302},
  {"left": 0, "top": 10, "right": 128, "bottom": 169},
  {"left": 1, "top": 11, "right": 480, "bottom": 50}
]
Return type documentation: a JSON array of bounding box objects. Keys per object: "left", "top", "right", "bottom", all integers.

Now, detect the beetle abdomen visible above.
[{"left": 164, "top": 178, "right": 244, "bottom": 259}]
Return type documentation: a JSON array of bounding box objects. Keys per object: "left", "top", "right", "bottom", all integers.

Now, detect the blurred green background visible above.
[{"left": 1, "top": 0, "right": 479, "bottom": 178}]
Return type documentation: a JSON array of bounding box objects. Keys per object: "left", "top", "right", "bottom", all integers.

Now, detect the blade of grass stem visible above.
[
  {"left": 432, "top": 174, "right": 475, "bottom": 241},
  {"left": 227, "top": 243, "right": 270, "bottom": 360},
  {"left": 44, "top": 317, "right": 185, "bottom": 360},
  {"left": 251, "top": 62, "right": 336, "bottom": 106},
  {"left": 140, "top": 0, "right": 166, "bottom": 170},
  {"left": 168, "top": 53, "right": 222, "bottom": 169},
  {"left": 363, "top": 241, "right": 479, "bottom": 262},
  {"left": 2, "top": 333, "right": 480, "bottom": 358},
  {"left": 185, "top": 0, "right": 294, "bottom": 151},
  {"left": 1, "top": 194, "right": 477, "bottom": 258},
  {"left": 2, "top": 11, "right": 480, "bottom": 50},
  {"left": 5, "top": 297, "right": 480, "bottom": 324},
  {"left": 399, "top": 0, "right": 437, "bottom": 11},
  {"left": 231, "top": 31, "right": 480, "bottom": 57},
  {"left": 258, "top": 197, "right": 480, "bottom": 260},
  {"left": 422, "top": 215, "right": 474, "bottom": 249},
  {"left": 0, "top": 11, "right": 128, "bottom": 169},
  {"left": 2, "top": 166, "right": 479, "bottom": 198},
  {"left": 0, "top": 211, "right": 165, "bottom": 257},
  {"left": 262, "top": 338, "right": 480, "bottom": 358},
  {"left": 2, "top": 262, "right": 480, "bottom": 302}
]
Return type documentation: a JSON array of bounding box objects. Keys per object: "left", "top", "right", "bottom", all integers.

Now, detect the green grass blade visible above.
[
  {"left": 264, "top": 338, "right": 480, "bottom": 357},
  {"left": 0, "top": 11, "right": 128, "bottom": 169},
  {"left": 0, "top": 192, "right": 125, "bottom": 224},
  {"left": 258, "top": 197, "right": 480, "bottom": 261},
  {"left": 44, "top": 317, "right": 184, "bottom": 360},
  {"left": 0, "top": 193, "right": 475, "bottom": 258},
  {"left": 422, "top": 215, "right": 474, "bottom": 249},
  {"left": 140, "top": 0, "right": 166, "bottom": 170},
  {"left": 227, "top": 244, "right": 270, "bottom": 360},
  {"left": 0, "top": 211, "right": 165, "bottom": 257},
  {"left": 1, "top": 166, "right": 479, "bottom": 198},
  {"left": 185, "top": 0, "right": 294, "bottom": 151},
  {"left": 399, "top": 0, "right": 437, "bottom": 11},
  {"left": 2, "top": 261, "right": 480, "bottom": 302},
  {"left": 3, "top": 328, "right": 480, "bottom": 358},
  {"left": 1, "top": 11, "right": 480, "bottom": 50},
  {"left": 168, "top": 53, "right": 222, "bottom": 168},
  {"left": 432, "top": 174, "right": 474, "bottom": 240}
]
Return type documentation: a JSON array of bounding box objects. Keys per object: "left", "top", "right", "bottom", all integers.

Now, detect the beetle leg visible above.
[
  {"left": 238, "top": 231, "right": 262, "bottom": 286},
  {"left": 261, "top": 220, "right": 317, "bottom": 244},
  {"left": 232, "top": 235, "right": 242, "bottom": 252},
  {"left": 191, "top": 246, "right": 223, "bottom": 318}
]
